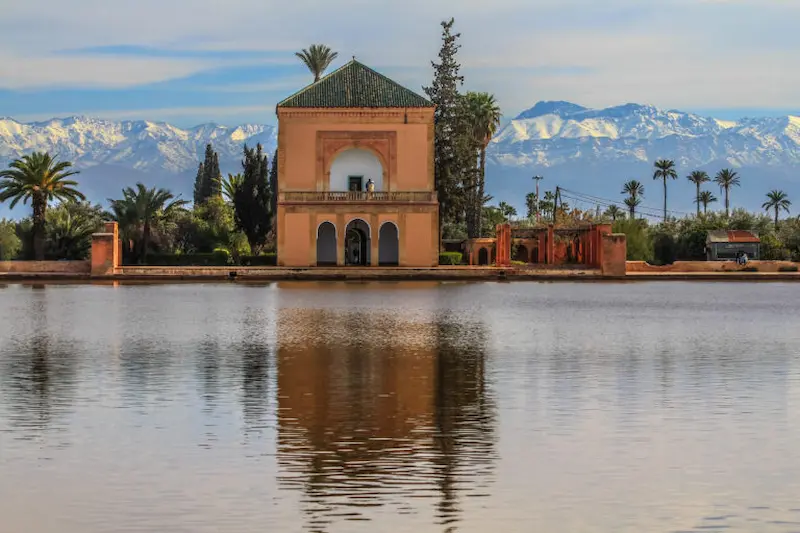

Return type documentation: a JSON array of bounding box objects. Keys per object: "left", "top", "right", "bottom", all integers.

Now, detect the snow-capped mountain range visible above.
[
  {"left": 488, "top": 101, "right": 800, "bottom": 168},
  {"left": 1, "top": 102, "right": 799, "bottom": 215},
  {"left": 0, "top": 116, "right": 277, "bottom": 174}
]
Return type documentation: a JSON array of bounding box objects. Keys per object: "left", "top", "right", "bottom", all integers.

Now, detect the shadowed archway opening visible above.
[
  {"left": 513, "top": 245, "right": 529, "bottom": 263},
  {"left": 316, "top": 222, "right": 337, "bottom": 266},
  {"left": 478, "top": 247, "right": 489, "bottom": 266},
  {"left": 345, "top": 219, "right": 371, "bottom": 266},
  {"left": 378, "top": 222, "right": 399, "bottom": 266}
]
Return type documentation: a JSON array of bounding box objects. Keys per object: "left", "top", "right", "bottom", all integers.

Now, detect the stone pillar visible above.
[
  {"left": 546, "top": 225, "right": 555, "bottom": 265},
  {"left": 595, "top": 223, "right": 611, "bottom": 270},
  {"left": 537, "top": 232, "right": 546, "bottom": 263},
  {"left": 370, "top": 215, "right": 379, "bottom": 267},
  {"left": 91, "top": 221, "right": 120, "bottom": 277},
  {"left": 495, "top": 224, "right": 512, "bottom": 267},
  {"left": 336, "top": 228, "right": 345, "bottom": 266},
  {"left": 601, "top": 233, "right": 627, "bottom": 277}
]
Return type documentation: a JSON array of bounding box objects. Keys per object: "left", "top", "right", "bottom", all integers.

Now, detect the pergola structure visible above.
[{"left": 465, "top": 223, "right": 624, "bottom": 272}]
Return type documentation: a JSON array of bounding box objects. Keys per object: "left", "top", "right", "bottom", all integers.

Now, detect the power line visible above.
[
  {"left": 559, "top": 187, "right": 694, "bottom": 218},
  {"left": 558, "top": 192, "right": 666, "bottom": 221}
]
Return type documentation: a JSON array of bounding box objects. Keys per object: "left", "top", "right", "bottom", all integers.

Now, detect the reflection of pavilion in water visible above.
[{"left": 275, "top": 307, "right": 496, "bottom": 530}]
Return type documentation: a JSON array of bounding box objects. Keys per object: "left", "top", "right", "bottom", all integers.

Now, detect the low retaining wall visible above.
[
  {"left": 627, "top": 260, "right": 799, "bottom": 273},
  {"left": 0, "top": 260, "right": 91, "bottom": 274},
  {"left": 117, "top": 266, "right": 535, "bottom": 280}
]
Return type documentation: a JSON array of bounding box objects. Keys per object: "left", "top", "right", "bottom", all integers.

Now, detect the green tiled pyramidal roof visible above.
[{"left": 278, "top": 60, "right": 434, "bottom": 109}]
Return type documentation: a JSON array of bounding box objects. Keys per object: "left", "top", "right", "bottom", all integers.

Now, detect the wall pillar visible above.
[
  {"left": 91, "top": 221, "right": 120, "bottom": 277},
  {"left": 336, "top": 226, "right": 345, "bottom": 266},
  {"left": 546, "top": 225, "right": 555, "bottom": 265},
  {"left": 537, "top": 233, "right": 546, "bottom": 263},
  {"left": 370, "top": 214, "right": 379, "bottom": 267},
  {"left": 601, "top": 233, "right": 627, "bottom": 277}
]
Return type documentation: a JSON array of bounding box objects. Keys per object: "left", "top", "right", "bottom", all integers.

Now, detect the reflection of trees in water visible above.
[
  {"left": 432, "top": 313, "right": 497, "bottom": 530},
  {"left": 237, "top": 310, "right": 273, "bottom": 438},
  {"left": 0, "top": 336, "right": 79, "bottom": 436},
  {"left": 275, "top": 308, "right": 496, "bottom": 531},
  {"left": 0, "top": 292, "right": 79, "bottom": 438}
]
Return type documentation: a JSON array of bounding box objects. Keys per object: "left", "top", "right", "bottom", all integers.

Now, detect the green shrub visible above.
[
  {"left": 212, "top": 248, "right": 232, "bottom": 265},
  {"left": 0, "top": 219, "right": 22, "bottom": 260},
  {"left": 612, "top": 219, "right": 653, "bottom": 262},
  {"left": 239, "top": 254, "right": 277, "bottom": 266},
  {"left": 778, "top": 265, "right": 799, "bottom": 272},
  {"left": 652, "top": 231, "right": 677, "bottom": 265},
  {"left": 439, "top": 252, "right": 463, "bottom": 265}
]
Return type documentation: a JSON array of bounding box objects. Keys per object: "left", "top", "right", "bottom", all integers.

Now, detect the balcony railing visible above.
[{"left": 280, "top": 191, "right": 437, "bottom": 203}]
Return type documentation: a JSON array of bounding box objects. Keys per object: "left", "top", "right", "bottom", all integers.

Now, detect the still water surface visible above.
[{"left": 1, "top": 281, "right": 800, "bottom": 533}]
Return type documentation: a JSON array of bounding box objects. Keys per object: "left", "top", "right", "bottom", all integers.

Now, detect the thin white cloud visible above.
[{"left": 1, "top": 0, "right": 799, "bottom": 114}]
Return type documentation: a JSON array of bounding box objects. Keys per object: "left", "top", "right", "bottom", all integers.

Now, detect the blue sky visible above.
[{"left": 1, "top": 0, "right": 799, "bottom": 127}]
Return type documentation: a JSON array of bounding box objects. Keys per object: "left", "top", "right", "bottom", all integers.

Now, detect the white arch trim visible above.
[
  {"left": 316, "top": 220, "right": 338, "bottom": 239},
  {"left": 345, "top": 218, "right": 372, "bottom": 239}
]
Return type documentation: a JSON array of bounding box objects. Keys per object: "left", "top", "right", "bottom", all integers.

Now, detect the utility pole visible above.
[
  {"left": 553, "top": 186, "right": 561, "bottom": 224},
  {"left": 533, "top": 175, "right": 544, "bottom": 222}
]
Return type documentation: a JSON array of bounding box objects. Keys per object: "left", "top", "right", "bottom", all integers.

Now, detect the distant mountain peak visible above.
[{"left": 515, "top": 101, "right": 588, "bottom": 120}]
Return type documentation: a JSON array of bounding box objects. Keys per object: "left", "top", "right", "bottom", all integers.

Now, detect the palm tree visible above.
[
  {"left": 622, "top": 180, "right": 644, "bottom": 218},
  {"left": 697, "top": 190, "right": 717, "bottom": 214},
  {"left": 604, "top": 205, "right": 624, "bottom": 221},
  {"left": 687, "top": 170, "right": 710, "bottom": 216},
  {"left": 220, "top": 173, "right": 242, "bottom": 203},
  {"left": 497, "top": 201, "right": 517, "bottom": 220},
  {"left": 653, "top": 159, "right": 678, "bottom": 220},
  {"left": 295, "top": 44, "right": 338, "bottom": 82},
  {"left": 465, "top": 92, "right": 502, "bottom": 236},
  {"left": 624, "top": 196, "right": 642, "bottom": 218},
  {"left": 762, "top": 189, "right": 791, "bottom": 228},
  {"left": 108, "top": 183, "right": 187, "bottom": 264},
  {"left": 46, "top": 205, "right": 102, "bottom": 260},
  {"left": 713, "top": 168, "right": 740, "bottom": 216},
  {"left": 0, "top": 152, "right": 84, "bottom": 260},
  {"left": 525, "top": 192, "right": 536, "bottom": 219}
]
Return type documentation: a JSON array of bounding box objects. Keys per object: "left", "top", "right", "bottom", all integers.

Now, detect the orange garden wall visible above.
[
  {"left": 627, "top": 260, "right": 799, "bottom": 273},
  {"left": 0, "top": 261, "right": 90, "bottom": 274}
]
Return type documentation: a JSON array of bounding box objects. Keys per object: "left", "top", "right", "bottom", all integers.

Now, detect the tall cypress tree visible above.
[
  {"left": 199, "top": 144, "right": 220, "bottom": 201},
  {"left": 423, "top": 18, "right": 467, "bottom": 242},
  {"left": 209, "top": 151, "right": 221, "bottom": 198},
  {"left": 233, "top": 143, "right": 272, "bottom": 253},
  {"left": 269, "top": 149, "right": 278, "bottom": 234},
  {"left": 193, "top": 162, "right": 205, "bottom": 206}
]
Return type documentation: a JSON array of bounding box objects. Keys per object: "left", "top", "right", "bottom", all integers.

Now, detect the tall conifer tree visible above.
[
  {"left": 194, "top": 144, "right": 222, "bottom": 205},
  {"left": 269, "top": 149, "right": 278, "bottom": 234},
  {"left": 423, "top": 18, "right": 466, "bottom": 242},
  {"left": 209, "top": 151, "right": 221, "bottom": 198},
  {"left": 233, "top": 143, "right": 272, "bottom": 253},
  {"left": 193, "top": 162, "right": 205, "bottom": 206}
]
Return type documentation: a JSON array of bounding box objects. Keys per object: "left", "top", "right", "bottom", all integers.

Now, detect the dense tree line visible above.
[{"left": 0, "top": 145, "right": 275, "bottom": 264}]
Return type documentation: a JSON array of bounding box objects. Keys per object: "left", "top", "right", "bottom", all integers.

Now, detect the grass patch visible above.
[{"left": 778, "top": 265, "right": 799, "bottom": 272}]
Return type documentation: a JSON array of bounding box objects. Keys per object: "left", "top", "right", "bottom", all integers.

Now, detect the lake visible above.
[{"left": 1, "top": 281, "right": 800, "bottom": 533}]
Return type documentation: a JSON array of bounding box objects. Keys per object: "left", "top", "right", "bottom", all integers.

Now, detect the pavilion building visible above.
[{"left": 275, "top": 59, "right": 439, "bottom": 267}]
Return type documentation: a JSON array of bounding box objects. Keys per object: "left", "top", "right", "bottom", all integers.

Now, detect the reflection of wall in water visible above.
[
  {"left": 277, "top": 308, "right": 437, "bottom": 447},
  {"left": 275, "top": 307, "right": 497, "bottom": 525}
]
